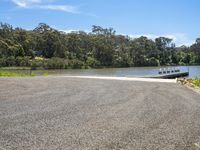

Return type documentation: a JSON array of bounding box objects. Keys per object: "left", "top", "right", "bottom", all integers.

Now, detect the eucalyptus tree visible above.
[{"left": 190, "top": 38, "right": 200, "bottom": 63}]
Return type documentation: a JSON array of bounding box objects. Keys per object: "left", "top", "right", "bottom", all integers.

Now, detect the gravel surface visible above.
[{"left": 0, "top": 77, "right": 200, "bottom": 150}]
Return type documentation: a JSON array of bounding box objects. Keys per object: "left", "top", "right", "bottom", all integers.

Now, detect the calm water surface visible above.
[
  {"left": 34, "top": 66, "right": 200, "bottom": 78},
  {"left": 1, "top": 66, "right": 200, "bottom": 78}
]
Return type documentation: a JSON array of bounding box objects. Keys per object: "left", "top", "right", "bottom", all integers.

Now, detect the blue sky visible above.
[{"left": 0, "top": 0, "right": 200, "bottom": 46}]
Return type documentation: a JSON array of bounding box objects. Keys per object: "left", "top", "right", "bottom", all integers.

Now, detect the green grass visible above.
[
  {"left": 0, "top": 71, "right": 49, "bottom": 77},
  {"left": 189, "top": 78, "right": 200, "bottom": 88},
  {"left": 0, "top": 72, "right": 36, "bottom": 77},
  {"left": 193, "top": 78, "right": 200, "bottom": 88},
  {"left": 42, "top": 72, "right": 49, "bottom": 76},
  {"left": 0, "top": 67, "right": 31, "bottom": 70}
]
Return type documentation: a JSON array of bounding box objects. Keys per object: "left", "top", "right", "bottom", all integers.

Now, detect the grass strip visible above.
[{"left": 0, "top": 72, "right": 36, "bottom": 77}]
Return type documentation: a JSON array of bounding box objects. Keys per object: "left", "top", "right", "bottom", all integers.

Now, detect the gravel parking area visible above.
[{"left": 0, "top": 77, "right": 200, "bottom": 150}]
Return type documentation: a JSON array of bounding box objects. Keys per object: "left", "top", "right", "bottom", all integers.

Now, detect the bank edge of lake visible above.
[{"left": 178, "top": 78, "right": 200, "bottom": 95}]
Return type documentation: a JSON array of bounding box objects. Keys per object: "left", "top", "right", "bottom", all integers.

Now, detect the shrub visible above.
[
  {"left": 6, "top": 56, "right": 16, "bottom": 66},
  {"left": 43, "top": 57, "right": 68, "bottom": 69},
  {"left": 30, "top": 59, "right": 44, "bottom": 69},
  {"left": 0, "top": 58, "right": 6, "bottom": 67},
  {"left": 86, "top": 57, "right": 99, "bottom": 67},
  {"left": 69, "top": 59, "right": 85, "bottom": 69},
  {"left": 16, "top": 57, "right": 30, "bottom": 67},
  {"left": 147, "top": 57, "right": 160, "bottom": 66}
]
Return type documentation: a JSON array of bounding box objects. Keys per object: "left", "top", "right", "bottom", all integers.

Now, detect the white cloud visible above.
[
  {"left": 62, "top": 29, "right": 78, "bottom": 33},
  {"left": 12, "top": 0, "right": 78, "bottom": 13},
  {"left": 12, "top": 0, "right": 42, "bottom": 8},
  {"left": 40, "top": 5, "right": 78, "bottom": 13},
  {"left": 61, "top": 29, "right": 90, "bottom": 33},
  {"left": 129, "top": 33, "right": 195, "bottom": 46}
]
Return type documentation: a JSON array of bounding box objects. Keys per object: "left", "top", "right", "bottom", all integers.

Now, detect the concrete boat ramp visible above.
[{"left": 60, "top": 75, "right": 177, "bottom": 83}]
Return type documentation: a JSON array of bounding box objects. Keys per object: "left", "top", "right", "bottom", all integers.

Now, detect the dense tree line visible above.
[{"left": 0, "top": 22, "right": 200, "bottom": 69}]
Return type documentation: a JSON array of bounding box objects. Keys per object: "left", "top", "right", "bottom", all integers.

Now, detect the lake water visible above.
[
  {"left": 1, "top": 66, "right": 200, "bottom": 78},
  {"left": 32, "top": 66, "right": 200, "bottom": 78}
]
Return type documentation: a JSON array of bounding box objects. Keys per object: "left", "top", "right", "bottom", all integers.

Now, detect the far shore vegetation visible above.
[{"left": 0, "top": 22, "right": 200, "bottom": 70}]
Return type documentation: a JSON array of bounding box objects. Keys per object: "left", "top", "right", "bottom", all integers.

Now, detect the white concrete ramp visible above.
[{"left": 61, "top": 76, "right": 176, "bottom": 83}]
